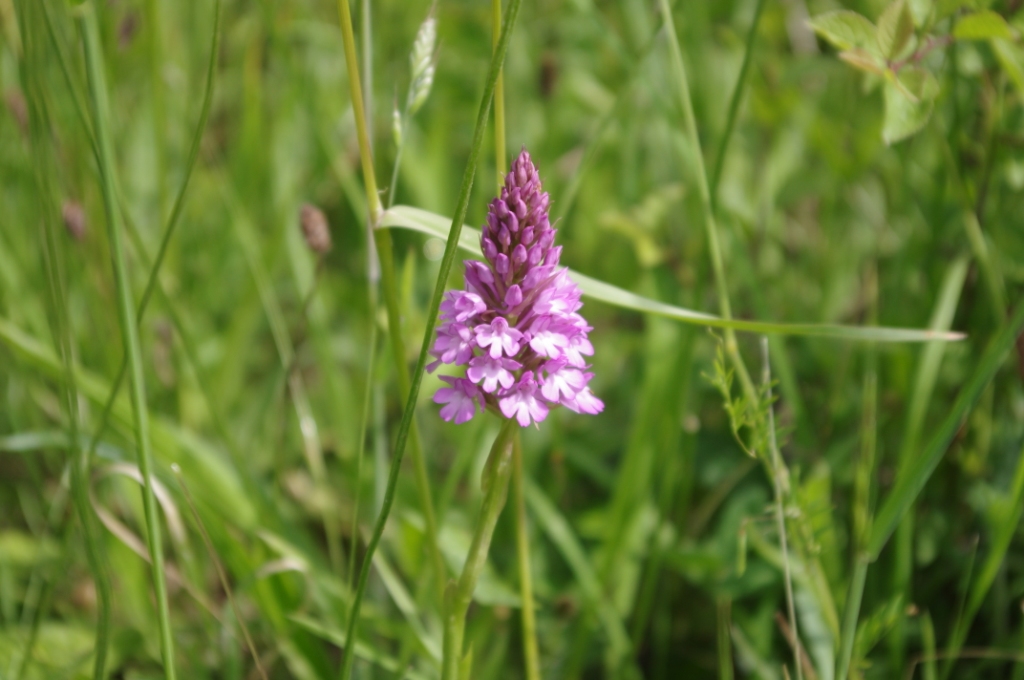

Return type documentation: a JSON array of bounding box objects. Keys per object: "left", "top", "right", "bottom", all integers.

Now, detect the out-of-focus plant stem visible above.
[{"left": 441, "top": 418, "right": 518, "bottom": 680}]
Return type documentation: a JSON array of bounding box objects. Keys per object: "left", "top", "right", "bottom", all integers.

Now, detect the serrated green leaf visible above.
[
  {"left": 808, "top": 11, "right": 879, "bottom": 52},
  {"left": 882, "top": 79, "right": 934, "bottom": 143},
  {"left": 379, "top": 205, "right": 965, "bottom": 342},
  {"left": 877, "top": 0, "right": 915, "bottom": 59},
  {"left": 953, "top": 10, "right": 1012, "bottom": 40}
]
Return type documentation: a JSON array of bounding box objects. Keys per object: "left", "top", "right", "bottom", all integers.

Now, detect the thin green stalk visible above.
[
  {"left": 17, "top": 4, "right": 110, "bottom": 676},
  {"left": 491, "top": 0, "right": 506, "bottom": 190},
  {"left": 144, "top": 0, "right": 167, "bottom": 221},
  {"left": 890, "top": 256, "right": 969, "bottom": 670},
  {"left": 761, "top": 338, "right": 802, "bottom": 680},
  {"left": 335, "top": 0, "right": 446, "bottom": 595},
  {"left": 709, "top": 0, "right": 766, "bottom": 207},
  {"left": 79, "top": 6, "right": 176, "bottom": 679},
  {"left": 836, "top": 557, "right": 868, "bottom": 680},
  {"left": 717, "top": 597, "right": 734, "bottom": 680},
  {"left": 512, "top": 433, "right": 540, "bottom": 680},
  {"left": 657, "top": 0, "right": 756, "bottom": 402},
  {"left": 77, "top": 0, "right": 221, "bottom": 471},
  {"left": 347, "top": 299, "right": 377, "bottom": 592},
  {"left": 442, "top": 419, "right": 518, "bottom": 680},
  {"left": 336, "top": 0, "right": 523, "bottom": 675}
]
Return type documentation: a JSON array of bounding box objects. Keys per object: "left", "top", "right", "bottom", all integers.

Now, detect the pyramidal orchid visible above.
[{"left": 430, "top": 148, "right": 603, "bottom": 427}]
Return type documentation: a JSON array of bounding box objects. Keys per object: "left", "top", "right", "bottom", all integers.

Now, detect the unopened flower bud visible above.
[
  {"left": 299, "top": 203, "right": 332, "bottom": 254},
  {"left": 62, "top": 201, "right": 87, "bottom": 241}
]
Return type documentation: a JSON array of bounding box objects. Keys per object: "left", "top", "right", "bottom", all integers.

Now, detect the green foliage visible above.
[{"left": 1, "top": 0, "right": 1023, "bottom": 679}]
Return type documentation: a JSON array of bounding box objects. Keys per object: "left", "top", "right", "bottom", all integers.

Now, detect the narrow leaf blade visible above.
[{"left": 380, "top": 206, "right": 965, "bottom": 343}]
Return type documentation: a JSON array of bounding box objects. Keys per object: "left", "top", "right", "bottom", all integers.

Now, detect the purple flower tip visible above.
[{"left": 430, "top": 148, "right": 601, "bottom": 427}]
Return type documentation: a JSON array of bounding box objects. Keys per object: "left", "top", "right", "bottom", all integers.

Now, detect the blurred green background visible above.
[{"left": 1, "top": 0, "right": 1024, "bottom": 678}]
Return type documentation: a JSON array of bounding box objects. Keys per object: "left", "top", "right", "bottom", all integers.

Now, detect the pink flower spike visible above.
[
  {"left": 474, "top": 317, "right": 523, "bottom": 359},
  {"left": 467, "top": 355, "right": 521, "bottom": 393},
  {"left": 539, "top": 361, "right": 587, "bottom": 403},
  {"left": 498, "top": 372, "right": 549, "bottom": 427},
  {"left": 429, "top": 322, "right": 475, "bottom": 370},
  {"left": 563, "top": 333, "right": 595, "bottom": 367},
  {"left": 433, "top": 376, "right": 482, "bottom": 424},
  {"left": 440, "top": 290, "right": 486, "bottom": 323},
  {"left": 564, "top": 386, "right": 604, "bottom": 415}
]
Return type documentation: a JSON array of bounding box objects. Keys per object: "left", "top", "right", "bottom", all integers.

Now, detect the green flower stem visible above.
[
  {"left": 80, "top": 6, "right": 176, "bottom": 680},
  {"left": 491, "top": 3, "right": 537, "bottom": 677},
  {"left": 512, "top": 432, "right": 541, "bottom": 680},
  {"left": 442, "top": 418, "right": 518, "bottom": 680},
  {"left": 335, "top": 0, "right": 523, "bottom": 671},
  {"left": 658, "top": 0, "right": 756, "bottom": 402},
  {"left": 334, "top": 0, "right": 446, "bottom": 598}
]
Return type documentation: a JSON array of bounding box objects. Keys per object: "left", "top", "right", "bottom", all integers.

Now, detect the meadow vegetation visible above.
[{"left": 1, "top": 0, "right": 1024, "bottom": 678}]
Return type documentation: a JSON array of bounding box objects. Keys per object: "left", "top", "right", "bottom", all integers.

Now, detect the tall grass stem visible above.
[
  {"left": 335, "top": 0, "right": 523, "bottom": 675},
  {"left": 80, "top": 6, "right": 176, "bottom": 678},
  {"left": 657, "top": 0, "right": 755, "bottom": 401}
]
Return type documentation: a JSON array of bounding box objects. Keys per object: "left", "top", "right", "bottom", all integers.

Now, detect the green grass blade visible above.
[
  {"left": 867, "top": 299, "right": 1024, "bottom": 559},
  {"left": 891, "top": 256, "right": 969, "bottom": 668},
  {"left": 380, "top": 206, "right": 966, "bottom": 343},
  {"left": 16, "top": 3, "right": 111, "bottom": 676},
  {"left": 79, "top": 6, "right": 176, "bottom": 678},
  {"left": 524, "top": 479, "right": 633, "bottom": 671},
  {"left": 709, "top": 0, "right": 766, "bottom": 206},
  {"left": 337, "top": 0, "right": 523, "bottom": 675},
  {"left": 943, "top": 435, "right": 1024, "bottom": 667}
]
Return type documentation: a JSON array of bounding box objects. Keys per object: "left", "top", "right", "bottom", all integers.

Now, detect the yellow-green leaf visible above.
[
  {"left": 839, "top": 48, "right": 887, "bottom": 75},
  {"left": 883, "top": 78, "right": 935, "bottom": 143},
  {"left": 808, "top": 11, "right": 879, "bottom": 52},
  {"left": 877, "top": 0, "right": 916, "bottom": 59},
  {"left": 953, "top": 10, "right": 1012, "bottom": 40}
]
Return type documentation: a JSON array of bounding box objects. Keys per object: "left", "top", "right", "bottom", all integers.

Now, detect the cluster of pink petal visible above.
[{"left": 430, "top": 149, "right": 603, "bottom": 427}]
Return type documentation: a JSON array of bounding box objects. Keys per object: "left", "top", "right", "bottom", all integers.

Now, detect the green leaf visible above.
[
  {"left": 807, "top": 11, "right": 879, "bottom": 52},
  {"left": 877, "top": 0, "right": 915, "bottom": 59},
  {"left": 890, "top": 64, "right": 940, "bottom": 102},
  {"left": 953, "top": 10, "right": 1012, "bottom": 40},
  {"left": 882, "top": 77, "right": 935, "bottom": 144},
  {"left": 991, "top": 37, "right": 1024, "bottom": 95},
  {"left": 379, "top": 205, "right": 965, "bottom": 343},
  {"left": 867, "top": 300, "right": 1024, "bottom": 559},
  {"left": 839, "top": 48, "right": 887, "bottom": 75}
]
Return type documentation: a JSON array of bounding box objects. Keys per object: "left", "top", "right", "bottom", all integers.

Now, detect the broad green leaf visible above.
[
  {"left": 379, "top": 206, "right": 965, "bottom": 343},
  {"left": 807, "top": 11, "right": 879, "bottom": 52},
  {"left": 953, "top": 10, "right": 1012, "bottom": 40},
  {"left": 882, "top": 78, "right": 934, "bottom": 144},
  {"left": 867, "top": 301, "right": 1024, "bottom": 559},
  {"left": 839, "top": 48, "right": 887, "bottom": 75},
  {"left": 877, "top": 0, "right": 915, "bottom": 59}
]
